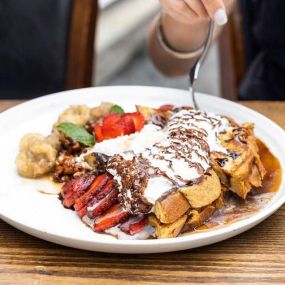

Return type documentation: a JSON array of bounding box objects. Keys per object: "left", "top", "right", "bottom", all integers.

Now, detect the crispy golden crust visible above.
[
  {"left": 212, "top": 122, "right": 266, "bottom": 199},
  {"left": 180, "top": 170, "right": 221, "bottom": 208},
  {"left": 151, "top": 172, "right": 223, "bottom": 237},
  {"left": 185, "top": 206, "right": 216, "bottom": 230},
  {"left": 153, "top": 192, "right": 190, "bottom": 224},
  {"left": 150, "top": 193, "right": 225, "bottom": 238},
  {"left": 148, "top": 214, "right": 187, "bottom": 239},
  {"left": 136, "top": 107, "right": 266, "bottom": 201}
]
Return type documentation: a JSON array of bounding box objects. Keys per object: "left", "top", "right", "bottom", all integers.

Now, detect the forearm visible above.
[
  {"left": 148, "top": 0, "right": 236, "bottom": 77},
  {"left": 148, "top": 13, "right": 210, "bottom": 77}
]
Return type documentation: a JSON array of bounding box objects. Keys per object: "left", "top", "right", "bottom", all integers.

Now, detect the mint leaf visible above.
[
  {"left": 110, "top": 104, "right": 124, "bottom": 115},
  {"left": 57, "top": 123, "right": 95, "bottom": 147}
]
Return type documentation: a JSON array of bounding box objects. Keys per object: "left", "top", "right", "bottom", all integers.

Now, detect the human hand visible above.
[{"left": 159, "top": 0, "right": 229, "bottom": 26}]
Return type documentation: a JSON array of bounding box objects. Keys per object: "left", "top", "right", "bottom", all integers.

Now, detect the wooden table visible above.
[{"left": 1, "top": 100, "right": 285, "bottom": 285}]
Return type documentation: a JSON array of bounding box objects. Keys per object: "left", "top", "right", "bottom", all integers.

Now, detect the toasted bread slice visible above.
[
  {"left": 180, "top": 170, "right": 221, "bottom": 208},
  {"left": 149, "top": 214, "right": 187, "bottom": 239},
  {"left": 212, "top": 122, "right": 266, "bottom": 199},
  {"left": 153, "top": 192, "right": 190, "bottom": 224},
  {"left": 150, "top": 193, "right": 225, "bottom": 238},
  {"left": 183, "top": 192, "right": 225, "bottom": 232},
  {"left": 185, "top": 206, "right": 216, "bottom": 230}
]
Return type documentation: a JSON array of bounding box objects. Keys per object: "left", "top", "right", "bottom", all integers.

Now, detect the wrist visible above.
[{"left": 161, "top": 12, "right": 210, "bottom": 52}]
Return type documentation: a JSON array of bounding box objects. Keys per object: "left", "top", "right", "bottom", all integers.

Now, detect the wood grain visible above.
[
  {"left": 65, "top": 0, "right": 98, "bottom": 90},
  {"left": 1, "top": 100, "right": 285, "bottom": 285}
]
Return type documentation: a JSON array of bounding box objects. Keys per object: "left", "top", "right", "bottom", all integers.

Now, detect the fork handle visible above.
[{"left": 189, "top": 20, "right": 215, "bottom": 110}]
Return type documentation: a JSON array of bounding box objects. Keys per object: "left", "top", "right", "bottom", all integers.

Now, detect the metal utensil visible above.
[{"left": 189, "top": 20, "right": 215, "bottom": 109}]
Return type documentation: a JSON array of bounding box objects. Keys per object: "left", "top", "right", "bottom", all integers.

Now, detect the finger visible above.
[
  {"left": 200, "top": 0, "right": 228, "bottom": 25},
  {"left": 169, "top": 0, "right": 197, "bottom": 18},
  {"left": 162, "top": 0, "right": 198, "bottom": 24},
  {"left": 184, "top": 0, "right": 208, "bottom": 18}
]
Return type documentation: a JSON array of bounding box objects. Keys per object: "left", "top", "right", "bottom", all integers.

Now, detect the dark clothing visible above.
[
  {"left": 239, "top": 0, "right": 285, "bottom": 100},
  {"left": 0, "top": 1, "right": 284, "bottom": 100},
  {"left": 0, "top": 0, "right": 73, "bottom": 99}
]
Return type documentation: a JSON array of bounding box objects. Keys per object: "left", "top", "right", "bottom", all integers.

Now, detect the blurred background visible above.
[
  {"left": 97, "top": 0, "right": 220, "bottom": 97},
  {"left": 0, "top": 0, "right": 244, "bottom": 100}
]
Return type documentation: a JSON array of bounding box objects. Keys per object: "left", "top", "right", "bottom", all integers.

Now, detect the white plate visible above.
[{"left": 0, "top": 86, "right": 284, "bottom": 254}]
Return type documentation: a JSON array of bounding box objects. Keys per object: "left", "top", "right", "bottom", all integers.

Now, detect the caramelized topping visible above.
[{"left": 107, "top": 109, "right": 232, "bottom": 214}]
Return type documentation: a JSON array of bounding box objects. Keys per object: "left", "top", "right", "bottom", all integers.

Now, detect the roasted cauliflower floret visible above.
[
  {"left": 16, "top": 134, "right": 58, "bottom": 178},
  {"left": 46, "top": 132, "right": 61, "bottom": 150},
  {"left": 90, "top": 102, "right": 113, "bottom": 120},
  {"left": 57, "top": 105, "right": 91, "bottom": 126}
]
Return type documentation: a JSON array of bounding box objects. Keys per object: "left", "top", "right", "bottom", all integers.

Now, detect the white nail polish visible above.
[{"left": 214, "top": 9, "right": 228, "bottom": 26}]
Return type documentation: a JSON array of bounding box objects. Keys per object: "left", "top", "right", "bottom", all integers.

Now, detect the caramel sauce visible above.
[
  {"left": 41, "top": 138, "right": 282, "bottom": 238},
  {"left": 35, "top": 175, "right": 63, "bottom": 195},
  {"left": 255, "top": 139, "right": 282, "bottom": 194},
  {"left": 186, "top": 139, "right": 282, "bottom": 234}
]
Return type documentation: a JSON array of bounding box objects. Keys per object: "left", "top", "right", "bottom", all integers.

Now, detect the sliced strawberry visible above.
[
  {"left": 62, "top": 175, "right": 95, "bottom": 198},
  {"left": 87, "top": 188, "right": 119, "bottom": 219},
  {"left": 62, "top": 196, "right": 76, "bottom": 209},
  {"left": 159, "top": 104, "right": 174, "bottom": 111},
  {"left": 77, "top": 205, "right": 89, "bottom": 218},
  {"left": 94, "top": 112, "right": 144, "bottom": 142},
  {"left": 119, "top": 115, "right": 136, "bottom": 135},
  {"left": 95, "top": 179, "right": 114, "bottom": 200},
  {"left": 61, "top": 175, "right": 96, "bottom": 208},
  {"left": 103, "top": 113, "right": 121, "bottom": 127},
  {"left": 102, "top": 123, "right": 125, "bottom": 140},
  {"left": 78, "top": 179, "right": 114, "bottom": 217},
  {"left": 93, "top": 124, "right": 104, "bottom": 142},
  {"left": 76, "top": 178, "right": 114, "bottom": 218},
  {"left": 100, "top": 113, "right": 124, "bottom": 139},
  {"left": 120, "top": 215, "right": 148, "bottom": 236},
  {"left": 74, "top": 174, "right": 110, "bottom": 212},
  {"left": 93, "top": 204, "right": 130, "bottom": 232},
  {"left": 125, "top": 112, "right": 144, "bottom": 132}
]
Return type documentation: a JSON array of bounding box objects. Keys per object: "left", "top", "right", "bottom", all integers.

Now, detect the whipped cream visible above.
[
  {"left": 140, "top": 109, "right": 230, "bottom": 186},
  {"left": 75, "top": 124, "right": 164, "bottom": 163},
  {"left": 94, "top": 123, "right": 165, "bottom": 156},
  {"left": 144, "top": 176, "right": 174, "bottom": 204},
  {"left": 106, "top": 109, "right": 231, "bottom": 212},
  {"left": 169, "top": 109, "right": 230, "bottom": 153}
]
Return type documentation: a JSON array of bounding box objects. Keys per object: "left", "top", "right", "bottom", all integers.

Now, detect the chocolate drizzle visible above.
[
  {"left": 107, "top": 153, "right": 152, "bottom": 214},
  {"left": 107, "top": 109, "right": 231, "bottom": 214}
]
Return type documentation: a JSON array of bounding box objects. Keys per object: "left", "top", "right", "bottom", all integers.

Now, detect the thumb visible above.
[{"left": 201, "top": 0, "right": 228, "bottom": 26}]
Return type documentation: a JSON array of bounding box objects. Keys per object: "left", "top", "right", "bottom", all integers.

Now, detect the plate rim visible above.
[{"left": 0, "top": 85, "right": 284, "bottom": 251}]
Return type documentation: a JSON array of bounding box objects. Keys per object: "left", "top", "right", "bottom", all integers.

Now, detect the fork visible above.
[{"left": 189, "top": 20, "right": 215, "bottom": 110}]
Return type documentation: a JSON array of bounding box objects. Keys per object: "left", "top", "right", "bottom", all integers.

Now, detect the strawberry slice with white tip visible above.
[
  {"left": 74, "top": 174, "right": 110, "bottom": 213},
  {"left": 120, "top": 215, "right": 148, "bottom": 236},
  {"left": 61, "top": 175, "right": 96, "bottom": 208},
  {"left": 87, "top": 188, "right": 119, "bottom": 219},
  {"left": 93, "top": 204, "right": 130, "bottom": 232}
]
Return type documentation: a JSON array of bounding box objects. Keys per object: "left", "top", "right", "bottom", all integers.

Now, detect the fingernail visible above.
[{"left": 214, "top": 9, "right": 228, "bottom": 26}]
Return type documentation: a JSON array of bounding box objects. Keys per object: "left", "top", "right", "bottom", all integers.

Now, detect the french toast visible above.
[
  {"left": 56, "top": 104, "right": 268, "bottom": 239},
  {"left": 153, "top": 191, "right": 190, "bottom": 224},
  {"left": 180, "top": 170, "right": 221, "bottom": 208},
  {"left": 212, "top": 122, "right": 266, "bottom": 198}
]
